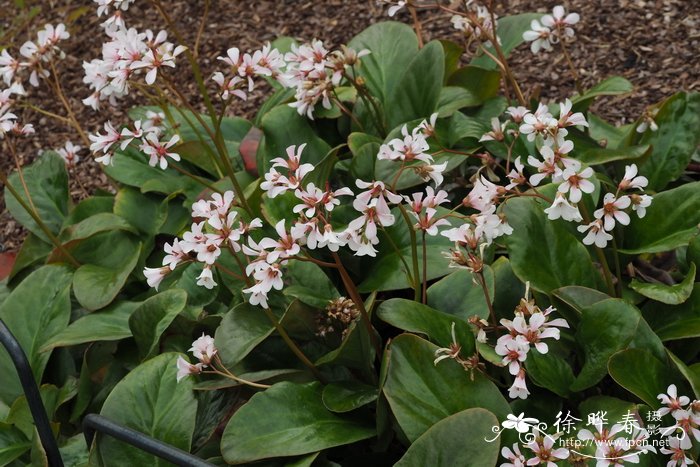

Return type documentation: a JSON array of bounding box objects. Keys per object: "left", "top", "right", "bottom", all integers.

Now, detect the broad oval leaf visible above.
[
  {"left": 426, "top": 266, "right": 494, "bottom": 321},
  {"left": 395, "top": 408, "right": 500, "bottom": 467},
  {"left": 608, "top": 348, "right": 684, "bottom": 407},
  {"left": 214, "top": 303, "right": 276, "bottom": 368},
  {"left": 629, "top": 262, "right": 696, "bottom": 305},
  {"left": 383, "top": 334, "right": 510, "bottom": 442},
  {"left": 0, "top": 265, "right": 73, "bottom": 405},
  {"left": 642, "top": 285, "right": 700, "bottom": 341},
  {"left": 502, "top": 194, "right": 600, "bottom": 293},
  {"left": 129, "top": 290, "right": 188, "bottom": 359},
  {"left": 96, "top": 353, "right": 198, "bottom": 466},
  {"left": 321, "top": 382, "right": 378, "bottom": 413},
  {"left": 221, "top": 381, "right": 375, "bottom": 464}
]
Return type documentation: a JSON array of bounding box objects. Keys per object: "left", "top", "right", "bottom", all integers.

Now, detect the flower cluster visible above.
[
  {"left": 176, "top": 334, "right": 218, "bottom": 381},
  {"left": 93, "top": 0, "right": 136, "bottom": 29},
  {"left": 316, "top": 297, "right": 360, "bottom": 339},
  {"left": 494, "top": 291, "right": 569, "bottom": 399},
  {"left": 450, "top": 2, "right": 498, "bottom": 45},
  {"left": 0, "top": 84, "right": 32, "bottom": 139},
  {"left": 143, "top": 189, "right": 263, "bottom": 294},
  {"left": 0, "top": 23, "right": 70, "bottom": 89},
  {"left": 656, "top": 385, "right": 700, "bottom": 453},
  {"left": 83, "top": 22, "right": 186, "bottom": 110},
  {"left": 88, "top": 111, "right": 174, "bottom": 167},
  {"left": 378, "top": 115, "right": 447, "bottom": 186},
  {"left": 56, "top": 141, "right": 82, "bottom": 169},
  {"left": 501, "top": 436, "right": 570, "bottom": 467},
  {"left": 523, "top": 5, "right": 580, "bottom": 54},
  {"left": 212, "top": 44, "right": 285, "bottom": 102}
]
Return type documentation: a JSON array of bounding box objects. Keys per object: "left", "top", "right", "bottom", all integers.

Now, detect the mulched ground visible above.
[{"left": 1, "top": 0, "right": 698, "bottom": 252}]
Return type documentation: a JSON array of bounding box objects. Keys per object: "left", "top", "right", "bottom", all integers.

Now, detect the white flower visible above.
[
  {"left": 594, "top": 194, "right": 631, "bottom": 231},
  {"left": 501, "top": 443, "right": 528, "bottom": 467},
  {"left": 189, "top": 334, "right": 217, "bottom": 365},
  {"left": 506, "top": 106, "right": 529, "bottom": 124},
  {"left": 56, "top": 141, "right": 81, "bottom": 167},
  {"left": 526, "top": 435, "right": 569, "bottom": 465},
  {"left": 505, "top": 157, "right": 527, "bottom": 190},
  {"left": 176, "top": 356, "right": 202, "bottom": 382},
  {"left": 544, "top": 192, "right": 583, "bottom": 222},
  {"left": 144, "top": 266, "right": 169, "bottom": 290},
  {"left": 140, "top": 133, "right": 181, "bottom": 169},
  {"left": 196, "top": 265, "right": 217, "bottom": 289},
  {"left": 658, "top": 384, "right": 691, "bottom": 417},
  {"left": 522, "top": 19, "right": 553, "bottom": 54},
  {"left": 558, "top": 98, "right": 588, "bottom": 127},
  {"left": 479, "top": 117, "right": 505, "bottom": 142},
  {"left": 387, "top": 0, "right": 406, "bottom": 17},
  {"left": 163, "top": 239, "right": 188, "bottom": 270},
  {"left": 618, "top": 164, "right": 648, "bottom": 191},
  {"left": 630, "top": 194, "right": 653, "bottom": 218},
  {"left": 577, "top": 219, "right": 612, "bottom": 248},
  {"left": 508, "top": 368, "right": 530, "bottom": 400},
  {"left": 495, "top": 339, "right": 529, "bottom": 375},
  {"left": 659, "top": 435, "right": 694, "bottom": 467},
  {"left": 558, "top": 166, "right": 595, "bottom": 203},
  {"left": 541, "top": 5, "right": 580, "bottom": 38}
]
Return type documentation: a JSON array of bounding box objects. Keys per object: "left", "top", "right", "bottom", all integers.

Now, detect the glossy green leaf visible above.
[
  {"left": 395, "top": 408, "right": 500, "bottom": 467},
  {"left": 113, "top": 187, "right": 167, "bottom": 235},
  {"left": 447, "top": 66, "right": 501, "bottom": 107},
  {"left": 386, "top": 40, "right": 444, "bottom": 128},
  {"left": 6, "top": 381, "right": 77, "bottom": 437},
  {"left": 0, "top": 423, "right": 30, "bottom": 465},
  {"left": 470, "top": 13, "right": 542, "bottom": 69},
  {"left": 348, "top": 132, "right": 381, "bottom": 180},
  {"left": 215, "top": 303, "right": 275, "bottom": 368},
  {"left": 447, "top": 111, "right": 486, "bottom": 147},
  {"left": 315, "top": 319, "right": 376, "bottom": 372},
  {"left": 58, "top": 212, "right": 135, "bottom": 243},
  {"left": 383, "top": 334, "right": 510, "bottom": 442},
  {"left": 502, "top": 194, "right": 600, "bottom": 293},
  {"left": 427, "top": 266, "right": 494, "bottom": 320},
  {"left": 608, "top": 348, "right": 682, "bottom": 407},
  {"left": 322, "top": 382, "right": 378, "bottom": 413},
  {"left": 525, "top": 351, "right": 575, "bottom": 397},
  {"left": 668, "top": 351, "right": 700, "bottom": 399},
  {"left": 572, "top": 299, "right": 666, "bottom": 391},
  {"left": 571, "top": 76, "right": 634, "bottom": 111},
  {"left": 43, "top": 301, "right": 140, "bottom": 350},
  {"left": 8, "top": 233, "right": 51, "bottom": 280},
  {"left": 348, "top": 22, "right": 418, "bottom": 103},
  {"left": 643, "top": 285, "right": 700, "bottom": 341},
  {"left": 576, "top": 144, "right": 651, "bottom": 166},
  {"left": 283, "top": 257, "right": 340, "bottom": 309},
  {"left": 551, "top": 286, "right": 610, "bottom": 324},
  {"left": 129, "top": 290, "right": 188, "bottom": 359},
  {"left": 620, "top": 182, "right": 700, "bottom": 254},
  {"left": 0, "top": 265, "right": 73, "bottom": 405},
  {"left": 377, "top": 298, "right": 475, "bottom": 355},
  {"left": 638, "top": 92, "right": 700, "bottom": 190},
  {"left": 221, "top": 382, "right": 375, "bottom": 464},
  {"left": 4, "top": 152, "right": 69, "bottom": 242},
  {"left": 629, "top": 262, "right": 696, "bottom": 305},
  {"left": 71, "top": 231, "right": 141, "bottom": 311},
  {"left": 587, "top": 114, "right": 635, "bottom": 149},
  {"left": 159, "top": 261, "right": 218, "bottom": 308},
  {"left": 96, "top": 353, "right": 198, "bottom": 466}
]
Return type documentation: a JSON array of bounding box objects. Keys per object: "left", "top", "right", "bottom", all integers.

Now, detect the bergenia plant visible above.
[{"left": 1, "top": 0, "right": 699, "bottom": 465}]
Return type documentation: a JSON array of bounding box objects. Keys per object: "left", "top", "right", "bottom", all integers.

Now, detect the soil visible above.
[{"left": 1, "top": 0, "right": 698, "bottom": 252}]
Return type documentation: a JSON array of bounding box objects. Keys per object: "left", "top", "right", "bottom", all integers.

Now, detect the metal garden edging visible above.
[{"left": 0, "top": 318, "right": 214, "bottom": 467}]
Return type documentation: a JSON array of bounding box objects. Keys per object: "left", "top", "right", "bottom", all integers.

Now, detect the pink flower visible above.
[
  {"left": 658, "top": 385, "right": 691, "bottom": 417},
  {"left": 618, "top": 164, "right": 648, "bottom": 191},
  {"left": 525, "top": 436, "right": 569, "bottom": 466},
  {"left": 176, "top": 356, "right": 202, "bottom": 382},
  {"left": 577, "top": 219, "right": 613, "bottom": 248},
  {"left": 189, "top": 334, "right": 217, "bottom": 365},
  {"left": 140, "top": 133, "right": 181, "bottom": 169}
]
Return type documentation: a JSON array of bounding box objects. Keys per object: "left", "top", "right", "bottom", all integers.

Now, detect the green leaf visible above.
[
  {"left": 638, "top": 92, "right": 700, "bottom": 190},
  {"left": 629, "top": 262, "right": 696, "bottom": 305},
  {"left": 215, "top": 303, "right": 275, "bottom": 368},
  {"left": 383, "top": 334, "right": 510, "bottom": 442},
  {"left": 159, "top": 261, "right": 217, "bottom": 308},
  {"left": 572, "top": 299, "right": 666, "bottom": 391},
  {"left": 0, "top": 265, "right": 73, "bottom": 405},
  {"left": 8, "top": 233, "right": 52, "bottom": 280},
  {"left": 447, "top": 111, "right": 487, "bottom": 147},
  {"left": 348, "top": 22, "right": 419, "bottom": 103},
  {"left": 587, "top": 114, "right": 635, "bottom": 150},
  {"left": 437, "top": 87, "right": 481, "bottom": 116},
  {"left": 386, "top": 40, "right": 444, "bottom": 128},
  {"left": 71, "top": 231, "right": 141, "bottom": 311},
  {"left": 502, "top": 194, "right": 600, "bottom": 293},
  {"left": 643, "top": 285, "right": 700, "bottom": 341},
  {"left": 315, "top": 319, "right": 376, "bottom": 371},
  {"left": 6, "top": 381, "right": 77, "bottom": 437},
  {"left": 129, "top": 290, "right": 188, "bottom": 359},
  {"left": 4, "top": 152, "right": 69, "bottom": 242},
  {"left": 113, "top": 187, "right": 167, "bottom": 235},
  {"left": 322, "top": 382, "right": 378, "bottom": 413},
  {"left": 221, "top": 382, "right": 375, "bottom": 464},
  {"left": 447, "top": 66, "right": 501, "bottom": 107},
  {"left": 348, "top": 132, "right": 381, "bottom": 181},
  {"left": 525, "top": 351, "right": 575, "bottom": 397},
  {"left": 668, "top": 351, "right": 700, "bottom": 399},
  {"left": 608, "top": 348, "right": 682, "bottom": 407},
  {"left": 104, "top": 146, "right": 199, "bottom": 198},
  {"left": 576, "top": 144, "right": 651, "bottom": 166},
  {"left": 377, "top": 298, "right": 475, "bottom": 355},
  {"left": 571, "top": 76, "right": 634, "bottom": 111},
  {"left": 620, "top": 182, "right": 700, "bottom": 254},
  {"left": 43, "top": 301, "right": 140, "bottom": 350},
  {"left": 284, "top": 260, "right": 340, "bottom": 309},
  {"left": 427, "top": 267, "right": 494, "bottom": 321},
  {"left": 470, "top": 13, "right": 542, "bottom": 69},
  {"left": 551, "top": 286, "right": 610, "bottom": 323},
  {"left": 0, "top": 423, "right": 30, "bottom": 465},
  {"left": 259, "top": 105, "right": 332, "bottom": 174},
  {"left": 58, "top": 212, "right": 136, "bottom": 243},
  {"left": 395, "top": 408, "right": 500, "bottom": 467},
  {"left": 96, "top": 353, "right": 198, "bottom": 466}
]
